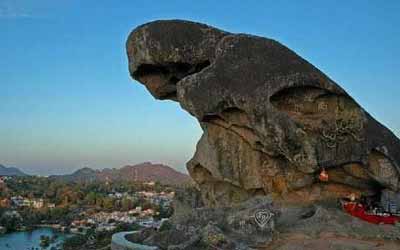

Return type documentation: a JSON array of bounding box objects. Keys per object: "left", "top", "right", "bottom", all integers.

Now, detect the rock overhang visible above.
[
  {"left": 126, "top": 20, "right": 227, "bottom": 101},
  {"left": 127, "top": 19, "right": 400, "bottom": 208}
]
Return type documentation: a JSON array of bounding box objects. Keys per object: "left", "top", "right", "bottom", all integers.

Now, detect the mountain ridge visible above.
[
  {"left": 0, "top": 164, "right": 28, "bottom": 176},
  {"left": 51, "top": 162, "right": 191, "bottom": 185}
]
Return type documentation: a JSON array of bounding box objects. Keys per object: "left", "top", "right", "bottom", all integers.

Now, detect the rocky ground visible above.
[
  {"left": 126, "top": 193, "right": 400, "bottom": 250},
  {"left": 262, "top": 202, "right": 400, "bottom": 250},
  {"left": 262, "top": 234, "right": 400, "bottom": 250}
]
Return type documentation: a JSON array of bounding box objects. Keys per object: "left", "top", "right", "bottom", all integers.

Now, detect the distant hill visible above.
[
  {"left": 52, "top": 162, "right": 191, "bottom": 185},
  {"left": 0, "top": 165, "right": 28, "bottom": 176},
  {"left": 55, "top": 167, "right": 98, "bottom": 183}
]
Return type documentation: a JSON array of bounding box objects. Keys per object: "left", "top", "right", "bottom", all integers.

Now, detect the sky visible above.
[{"left": 1, "top": 0, "right": 399, "bottom": 175}]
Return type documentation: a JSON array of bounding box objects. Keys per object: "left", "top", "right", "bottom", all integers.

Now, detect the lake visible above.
[{"left": 0, "top": 228, "right": 69, "bottom": 250}]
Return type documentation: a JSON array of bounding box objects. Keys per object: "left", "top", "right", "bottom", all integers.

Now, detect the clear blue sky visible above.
[{"left": 1, "top": 0, "right": 399, "bottom": 175}]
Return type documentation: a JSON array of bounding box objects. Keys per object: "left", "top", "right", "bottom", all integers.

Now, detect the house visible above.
[
  {"left": 32, "top": 199, "right": 44, "bottom": 209},
  {"left": 138, "top": 191, "right": 156, "bottom": 198},
  {"left": 47, "top": 203, "right": 56, "bottom": 209},
  {"left": 96, "top": 224, "right": 117, "bottom": 232},
  {"left": 141, "top": 208, "right": 155, "bottom": 217},
  {"left": 144, "top": 181, "right": 156, "bottom": 186},
  {"left": 71, "top": 220, "right": 86, "bottom": 227},
  {"left": 11, "top": 196, "right": 24, "bottom": 207},
  {"left": 381, "top": 190, "right": 400, "bottom": 214},
  {"left": 0, "top": 198, "right": 10, "bottom": 208},
  {"left": 22, "top": 199, "right": 32, "bottom": 207},
  {"left": 128, "top": 206, "right": 142, "bottom": 215},
  {"left": 108, "top": 192, "right": 123, "bottom": 199}
]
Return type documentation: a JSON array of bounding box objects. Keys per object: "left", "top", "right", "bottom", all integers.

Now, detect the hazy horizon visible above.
[
  {"left": 1, "top": 0, "right": 399, "bottom": 175},
  {"left": 0, "top": 160, "right": 189, "bottom": 176}
]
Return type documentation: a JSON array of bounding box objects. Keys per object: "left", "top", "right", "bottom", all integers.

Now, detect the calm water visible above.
[{"left": 0, "top": 228, "right": 68, "bottom": 250}]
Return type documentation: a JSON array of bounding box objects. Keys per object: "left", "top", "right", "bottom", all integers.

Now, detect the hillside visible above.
[
  {"left": 0, "top": 164, "right": 28, "bottom": 176},
  {"left": 52, "top": 162, "right": 191, "bottom": 185}
]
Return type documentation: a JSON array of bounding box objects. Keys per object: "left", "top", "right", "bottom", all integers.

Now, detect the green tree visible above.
[
  {"left": 85, "top": 192, "right": 97, "bottom": 205},
  {"left": 102, "top": 197, "right": 114, "bottom": 210},
  {"left": 0, "top": 211, "right": 22, "bottom": 232},
  {"left": 121, "top": 198, "right": 134, "bottom": 211}
]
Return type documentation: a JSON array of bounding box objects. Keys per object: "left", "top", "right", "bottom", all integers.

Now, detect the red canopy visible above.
[{"left": 343, "top": 202, "right": 400, "bottom": 225}]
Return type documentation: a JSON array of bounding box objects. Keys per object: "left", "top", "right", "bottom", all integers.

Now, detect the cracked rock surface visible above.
[{"left": 127, "top": 19, "right": 400, "bottom": 207}]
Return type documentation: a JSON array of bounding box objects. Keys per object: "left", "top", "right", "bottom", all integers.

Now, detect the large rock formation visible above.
[{"left": 126, "top": 20, "right": 400, "bottom": 208}]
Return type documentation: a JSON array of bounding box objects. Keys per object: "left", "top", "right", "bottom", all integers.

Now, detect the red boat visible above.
[{"left": 342, "top": 202, "right": 400, "bottom": 225}]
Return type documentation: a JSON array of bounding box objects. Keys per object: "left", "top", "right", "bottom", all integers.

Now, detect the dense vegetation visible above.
[{"left": 0, "top": 176, "right": 175, "bottom": 231}]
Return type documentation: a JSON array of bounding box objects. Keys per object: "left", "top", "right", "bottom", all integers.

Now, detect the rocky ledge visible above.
[
  {"left": 123, "top": 193, "right": 400, "bottom": 250},
  {"left": 126, "top": 20, "right": 400, "bottom": 249}
]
